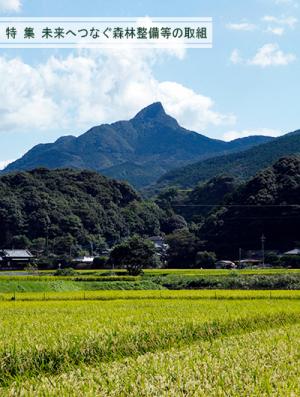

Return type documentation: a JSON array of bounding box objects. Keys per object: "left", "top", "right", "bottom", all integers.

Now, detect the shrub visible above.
[
  {"left": 24, "top": 263, "right": 39, "bottom": 275},
  {"left": 280, "top": 255, "right": 300, "bottom": 269},
  {"left": 265, "top": 253, "right": 280, "bottom": 266},
  {"left": 54, "top": 267, "right": 77, "bottom": 277},
  {"left": 93, "top": 256, "right": 109, "bottom": 269},
  {"left": 195, "top": 251, "right": 216, "bottom": 269}
]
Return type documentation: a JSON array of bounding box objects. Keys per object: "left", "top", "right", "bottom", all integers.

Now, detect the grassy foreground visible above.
[
  {"left": 8, "top": 325, "right": 300, "bottom": 397},
  {"left": 1, "top": 288, "right": 300, "bottom": 301},
  {"left": 0, "top": 291, "right": 299, "bottom": 396},
  {"left": 0, "top": 268, "right": 300, "bottom": 293}
]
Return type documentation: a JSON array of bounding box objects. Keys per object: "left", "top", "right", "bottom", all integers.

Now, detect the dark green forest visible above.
[
  {"left": 0, "top": 168, "right": 169, "bottom": 255},
  {"left": 0, "top": 155, "right": 300, "bottom": 266},
  {"left": 200, "top": 156, "right": 300, "bottom": 257},
  {"left": 155, "top": 155, "right": 300, "bottom": 261}
]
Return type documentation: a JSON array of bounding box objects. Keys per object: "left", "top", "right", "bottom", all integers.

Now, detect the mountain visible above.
[
  {"left": 200, "top": 155, "right": 300, "bottom": 257},
  {"left": 0, "top": 168, "right": 166, "bottom": 251},
  {"left": 3, "top": 103, "right": 273, "bottom": 188},
  {"left": 157, "top": 129, "right": 300, "bottom": 189}
]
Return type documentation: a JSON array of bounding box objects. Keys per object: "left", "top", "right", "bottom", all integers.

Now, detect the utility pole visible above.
[
  {"left": 90, "top": 241, "right": 94, "bottom": 257},
  {"left": 261, "top": 234, "right": 266, "bottom": 266},
  {"left": 45, "top": 216, "right": 50, "bottom": 256},
  {"left": 239, "top": 248, "right": 242, "bottom": 269}
]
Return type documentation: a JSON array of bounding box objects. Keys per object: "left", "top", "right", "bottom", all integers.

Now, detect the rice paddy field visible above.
[
  {"left": 0, "top": 268, "right": 300, "bottom": 293},
  {"left": 0, "top": 290, "right": 299, "bottom": 396}
]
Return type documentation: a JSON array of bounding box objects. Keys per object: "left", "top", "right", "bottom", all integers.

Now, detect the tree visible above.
[
  {"left": 172, "top": 175, "right": 239, "bottom": 223},
  {"left": 93, "top": 256, "right": 108, "bottom": 269},
  {"left": 161, "top": 214, "right": 187, "bottom": 234},
  {"left": 265, "top": 252, "right": 280, "bottom": 266},
  {"left": 53, "top": 235, "right": 76, "bottom": 256},
  {"left": 155, "top": 187, "right": 179, "bottom": 213},
  {"left": 30, "top": 238, "right": 46, "bottom": 255},
  {"left": 165, "top": 229, "right": 204, "bottom": 268},
  {"left": 89, "top": 236, "right": 108, "bottom": 255},
  {"left": 11, "top": 235, "right": 31, "bottom": 249},
  {"left": 110, "top": 236, "right": 157, "bottom": 275},
  {"left": 0, "top": 168, "right": 166, "bottom": 253},
  {"left": 200, "top": 156, "right": 300, "bottom": 257},
  {"left": 280, "top": 255, "right": 300, "bottom": 269},
  {"left": 196, "top": 251, "right": 216, "bottom": 269}
]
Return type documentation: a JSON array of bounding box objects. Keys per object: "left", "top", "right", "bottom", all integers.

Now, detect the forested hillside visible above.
[
  {"left": 199, "top": 156, "right": 300, "bottom": 257},
  {"left": 0, "top": 168, "right": 166, "bottom": 253}
]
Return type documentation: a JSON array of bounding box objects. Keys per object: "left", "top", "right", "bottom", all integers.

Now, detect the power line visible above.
[{"left": 169, "top": 204, "right": 300, "bottom": 208}]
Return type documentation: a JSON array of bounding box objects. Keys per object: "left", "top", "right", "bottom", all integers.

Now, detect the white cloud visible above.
[
  {"left": 0, "top": 159, "right": 14, "bottom": 169},
  {"left": 0, "top": 0, "right": 21, "bottom": 12},
  {"left": 226, "top": 22, "right": 257, "bottom": 31},
  {"left": 227, "top": 14, "right": 297, "bottom": 37},
  {"left": 0, "top": 49, "right": 235, "bottom": 135},
  {"left": 249, "top": 43, "right": 296, "bottom": 67},
  {"left": 262, "top": 15, "right": 298, "bottom": 28},
  {"left": 223, "top": 128, "right": 281, "bottom": 141},
  {"left": 262, "top": 15, "right": 298, "bottom": 35},
  {"left": 274, "top": 0, "right": 299, "bottom": 7},
  {"left": 157, "top": 82, "right": 236, "bottom": 130},
  {"left": 266, "top": 26, "right": 285, "bottom": 35},
  {"left": 230, "top": 49, "right": 243, "bottom": 64},
  {"left": 0, "top": 57, "right": 63, "bottom": 131}
]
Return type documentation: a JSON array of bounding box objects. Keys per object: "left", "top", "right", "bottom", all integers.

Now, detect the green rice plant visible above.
[
  {"left": 6, "top": 324, "right": 299, "bottom": 396},
  {"left": 143, "top": 268, "right": 300, "bottom": 276},
  {"left": 0, "top": 275, "right": 140, "bottom": 282},
  {"left": 0, "top": 295, "right": 298, "bottom": 388},
  {"left": 0, "top": 280, "right": 161, "bottom": 294},
  {"left": 0, "top": 289, "right": 300, "bottom": 301}
]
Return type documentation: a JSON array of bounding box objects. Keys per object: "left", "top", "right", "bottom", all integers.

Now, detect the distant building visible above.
[
  {"left": 100, "top": 249, "right": 112, "bottom": 256},
  {"left": 216, "top": 260, "right": 236, "bottom": 269},
  {"left": 72, "top": 256, "right": 95, "bottom": 269},
  {"left": 72, "top": 256, "right": 95, "bottom": 264},
  {"left": 149, "top": 236, "right": 168, "bottom": 249},
  {"left": 148, "top": 236, "right": 169, "bottom": 255},
  {"left": 238, "top": 259, "right": 262, "bottom": 268},
  {"left": 0, "top": 250, "right": 34, "bottom": 269},
  {"left": 283, "top": 248, "right": 300, "bottom": 255}
]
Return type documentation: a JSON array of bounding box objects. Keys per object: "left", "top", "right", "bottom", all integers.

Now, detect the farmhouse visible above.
[
  {"left": 72, "top": 256, "right": 95, "bottom": 269},
  {"left": 0, "top": 249, "right": 34, "bottom": 270},
  {"left": 284, "top": 248, "right": 300, "bottom": 255},
  {"left": 149, "top": 236, "right": 169, "bottom": 253},
  {"left": 215, "top": 260, "right": 236, "bottom": 269}
]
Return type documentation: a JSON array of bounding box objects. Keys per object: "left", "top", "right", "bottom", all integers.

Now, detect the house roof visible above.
[
  {"left": 240, "top": 259, "right": 261, "bottom": 263},
  {"left": 284, "top": 248, "right": 300, "bottom": 255},
  {"left": 1, "top": 250, "right": 33, "bottom": 258},
  {"left": 72, "top": 256, "right": 95, "bottom": 263},
  {"left": 149, "top": 236, "right": 164, "bottom": 241}
]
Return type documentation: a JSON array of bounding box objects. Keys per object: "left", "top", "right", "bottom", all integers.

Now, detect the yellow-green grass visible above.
[
  {"left": 143, "top": 268, "right": 300, "bottom": 276},
  {"left": 0, "top": 279, "right": 161, "bottom": 294},
  {"left": 1, "top": 289, "right": 300, "bottom": 301},
  {"left": 1, "top": 268, "right": 300, "bottom": 278},
  {"left": 0, "top": 293, "right": 299, "bottom": 394},
  {"left": 0, "top": 269, "right": 299, "bottom": 294},
  {"left": 0, "top": 275, "right": 140, "bottom": 281},
  {"left": 6, "top": 324, "right": 300, "bottom": 396}
]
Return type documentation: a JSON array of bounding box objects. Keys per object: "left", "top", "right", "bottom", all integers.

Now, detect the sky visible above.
[{"left": 0, "top": 0, "right": 299, "bottom": 169}]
